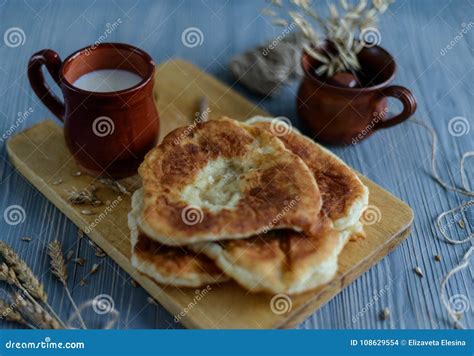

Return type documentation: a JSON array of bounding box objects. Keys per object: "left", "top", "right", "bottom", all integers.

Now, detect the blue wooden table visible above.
[{"left": 0, "top": 0, "right": 472, "bottom": 329}]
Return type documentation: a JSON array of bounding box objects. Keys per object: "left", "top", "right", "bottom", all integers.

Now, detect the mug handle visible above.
[
  {"left": 28, "top": 49, "right": 65, "bottom": 121},
  {"left": 374, "top": 86, "right": 417, "bottom": 129}
]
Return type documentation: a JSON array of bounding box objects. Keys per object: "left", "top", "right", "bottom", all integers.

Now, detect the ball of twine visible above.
[{"left": 229, "top": 32, "right": 307, "bottom": 96}]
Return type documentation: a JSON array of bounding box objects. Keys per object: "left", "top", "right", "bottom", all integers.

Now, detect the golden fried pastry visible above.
[
  {"left": 138, "top": 117, "right": 321, "bottom": 246},
  {"left": 194, "top": 117, "right": 369, "bottom": 294},
  {"left": 129, "top": 189, "right": 228, "bottom": 287}
]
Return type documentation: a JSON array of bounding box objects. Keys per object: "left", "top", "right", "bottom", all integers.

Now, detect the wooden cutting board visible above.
[{"left": 6, "top": 59, "right": 413, "bottom": 329}]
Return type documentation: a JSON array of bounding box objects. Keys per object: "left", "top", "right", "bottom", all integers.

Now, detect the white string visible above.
[
  {"left": 229, "top": 32, "right": 306, "bottom": 96},
  {"left": 66, "top": 299, "right": 120, "bottom": 330},
  {"left": 436, "top": 201, "right": 474, "bottom": 245},
  {"left": 440, "top": 246, "right": 474, "bottom": 329},
  {"left": 460, "top": 152, "right": 474, "bottom": 192},
  {"left": 411, "top": 119, "right": 474, "bottom": 245},
  {"left": 411, "top": 119, "right": 474, "bottom": 197},
  {"left": 412, "top": 120, "right": 473, "bottom": 328}
]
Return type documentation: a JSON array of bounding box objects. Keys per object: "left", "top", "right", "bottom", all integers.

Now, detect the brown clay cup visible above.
[
  {"left": 297, "top": 45, "right": 417, "bottom": 145},
  {"left": 28, "top": 43, "right": 160, "bottom": 178}
]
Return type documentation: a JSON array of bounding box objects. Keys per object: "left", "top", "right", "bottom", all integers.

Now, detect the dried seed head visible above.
[
  {"left": 67, "top": 186, "right": 102, "bottom": 206},
  {"left": 13, "top": 293, "right": 62, "bottom": 329},
  {"left": 0, "top": 298, "right": 29, "bottom": 326},
  {"left": 48, "top": 240, "right": 68, "bottom": 284},
  {"left": 267, "top": 0, "right": 392, "bottom": 77},
  {"left": 0, "top": 263, "right": 20, "bottom": 286},
  {"left": 0, "top": 241, "right": 47, "bottom": 302}
]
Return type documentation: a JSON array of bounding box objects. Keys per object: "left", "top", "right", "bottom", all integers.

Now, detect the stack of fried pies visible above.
[{"left": 128, "top": 117, "right": 368, "bottom": 294}]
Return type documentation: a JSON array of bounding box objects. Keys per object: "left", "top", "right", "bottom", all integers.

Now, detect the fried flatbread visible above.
[
  {"left": 138, "top": 117, "right": 322, "bottom": 246},
  {"left": 247, "top": 116, "right": 369, "bottom": 231},
  {"left": 194, "top": 117, "right": 369, "bottom": 294},
  {"left": 192, "top": 218, "right": 350, "bottom": 294},
  {"left": 129, "top": 189, "right": 228, "bottom": 287}
]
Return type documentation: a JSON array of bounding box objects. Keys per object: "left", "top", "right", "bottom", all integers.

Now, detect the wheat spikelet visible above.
[
  {"left": 12, "top": 293, "right": 62, "bottom": 329},
  {"left": 0, "top": 298, "right": 31, "bottom": 327},
  {"left": 47, "top": 240, "right": 86, "bottom": 329},
  {"left": 66, "top": 184, "right": 102, "bottom": 206},
  {"left": 48, "top": 240, "right": 68, "bottom": 284},
  {"left": 0, "top": 262, "right": 20, "bottom": 286},
  {"left": 0, "top": 241, "right": 47, "bottom": 302}
]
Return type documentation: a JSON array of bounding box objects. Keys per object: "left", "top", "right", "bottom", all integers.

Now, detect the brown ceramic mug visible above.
[
  {"left": 28, "top": 43, "right": 160, "bottom": 178},
  {"left": 297, "top": 45, "right": 416, "bottom": 145}
]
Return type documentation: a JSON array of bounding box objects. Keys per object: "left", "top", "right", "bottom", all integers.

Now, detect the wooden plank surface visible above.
[
  {"left": 0, "top": 0, "right": 472, "bottom": 329},
  {"left": 6, "top": 59, "right": 413, "bottom": 328}
]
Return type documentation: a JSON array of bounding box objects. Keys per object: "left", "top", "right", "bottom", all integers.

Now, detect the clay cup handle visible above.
[
  {"left": 28, "top": 49, "right": 65, "bottom": 121},
  {"left": 375, "top": 86, "right": 417, "bottom": 129}
]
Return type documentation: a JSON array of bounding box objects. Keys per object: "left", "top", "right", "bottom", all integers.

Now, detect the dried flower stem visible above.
[
  {"left": 48, "top": 240, "right": 86, "bottom": 329},
  {"left": 265, "top": 0, "right": 394, "bottom": 77}
]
